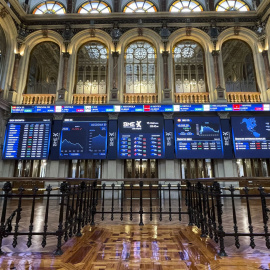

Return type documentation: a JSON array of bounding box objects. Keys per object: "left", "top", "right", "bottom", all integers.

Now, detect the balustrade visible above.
[
  {"left": 72, "top": 94, "right": 107, "bottom": 104},
  {"left": 22, "top": 94, "right": 56, "bottom": 104},
  {"left": 174, "top": 92, "right": 209, "bottom": 103},
  {"left": 227, "top": 92, "right": 261, "bottom": 103},
  {"left": 123, "top": 93, "right": 158, "bottom": 104}
]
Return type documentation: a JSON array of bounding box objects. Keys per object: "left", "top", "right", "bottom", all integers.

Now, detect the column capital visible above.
[
  {"left": 262, "top": 50, "right": 269, "bottom": 57},
  {"left": 112, "top": 51, "right": 119, "bottom": 58},
  {"left": 162, "top": 50, "right": 169, "bottom": 57},
  {"left": 62, "top": 52, "right": 70, "bottom": 59},
  {"left": 211, "top": 50, "right": 220, "bottom": 57},
  {"left": 15, "top": 53, "right": 21, "bottom": 60}
]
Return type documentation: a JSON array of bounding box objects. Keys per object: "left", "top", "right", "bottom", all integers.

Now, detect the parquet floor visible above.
[
  {"left": 0, "top": 198, "right": 270, "bottom": 269},
  {"left": 1, "top": 224, "right": 270, "bottom": 269}
]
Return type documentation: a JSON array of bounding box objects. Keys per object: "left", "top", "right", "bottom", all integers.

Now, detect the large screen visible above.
[
  {"left": 3, "top": 119, "right": 51, "bottom": 160},
  {"left": 231, "top": 116, "right": 270, "bottom": 158},
  {"left": 174, "top": 117, "right": 223, "bottom": 159},
  {"left": 118, "top": 116, "right": 165, "bottom": 159},
  {"left": 59, "top": 119, "right": 107, "bottom": 159}
]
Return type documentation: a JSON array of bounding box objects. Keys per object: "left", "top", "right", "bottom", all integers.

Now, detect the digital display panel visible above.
[
  {"left": 174, "top": 117, "right": 223, "bottom": 159},
  {"left": 3, "top": 119, "right": 51, "bottom": 160},
  {"left": 231, "top": 116, "right": 270, "bottom": 158},
  {"left": 118, "top": 117, "right": 165, "bottom": 159},
  {"left": 59, "top": 119, "right": 107, "bottom": 159},
  {"left": 10, "top": 103, "right": 270, "bottom": 114}
]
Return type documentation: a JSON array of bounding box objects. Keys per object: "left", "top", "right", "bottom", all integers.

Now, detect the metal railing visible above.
[
  {"left": 0, "top": 177, "right": 269, "bottom": 256},
  {"left": 186, "top": 179, "right": 270, "bottom": 256}
]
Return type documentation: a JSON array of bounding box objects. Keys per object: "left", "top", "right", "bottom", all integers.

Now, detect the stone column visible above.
[
  {"left": 162, "top": 50, "right": 171, "bottom": 102},
  {"left": 62, "top": 52, "right": 70, "bottom": 90},
  {"left": 212, "top": 50, "right": 226, "bottom": 102},
  {"left": 56, "top": 52, "right": 69, "bottom": 104},
  {"left": 8, "top": 53, "right": 21, "bottom": 103},
  {"left": 212, "top": 50, "right": 221, "bottom": 87},
  {"left": 262, "top": 50, "right": 270, "bottom": 90},
  {"left": 110, "top": 51, "right": 119, "bottom": 102}
]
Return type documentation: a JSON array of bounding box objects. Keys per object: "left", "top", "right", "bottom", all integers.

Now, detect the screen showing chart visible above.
[
  {"left": 3, "top": 119, "right": 51, "bottom": 160},
  {"left": 174, "top": 117, "right": 223, "bottom": 159},
  {"left": 59, "top": 119, "right": 107, "bottom": 159},
  {"left": 231, "top": 117, "right": 270, "bottom": 158},
  {"left": 118, "top": 117, "right": 165, "bottom": 159}
]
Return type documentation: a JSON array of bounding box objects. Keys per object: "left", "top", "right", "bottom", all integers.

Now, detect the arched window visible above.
[
  {"left": 216, "top": 0, "right": 249, "bottom": 11},
  {"left": 169, "top": 0, "right": 203, "bottom": 12},
  {"left": 221, "top": 40, "right": 257, "bottom": 92},
  {"left": 0, "top": 26, "right": 6, "bottom": 87},
  {"left": 123, "top": 0, "right": 157, "bottom": 12},
  {"left": 75, "top": 42, "right": 108, "bottom": 94},
  {"left": 125, "top": 41, "right": 156, "bottom": 94},
  {"left": 26, "top": 42, "right": 60, "bottom": 94},
  {"left": 78, "top": 1, "right": 111, "bottom": 13},
  {"left": 33, "top": 1, "right": 66, "bottom": 14},
  {"left": 173, "top": 41, "right": 207, "bottom": 93}
]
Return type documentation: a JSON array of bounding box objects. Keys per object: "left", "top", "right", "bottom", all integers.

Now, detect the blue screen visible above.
[
  {"left": 174, "top": 117, "right": 223, "bottom": 159},
  {"left": 3, "top": 119, "right": 51, "bottom": 160},
  {"left": 59, "top": 119, "right": 107, "bottom": 159},
  {"left": 118, "top": 116, "right": 165, "bottom": 159},
  {"left": 231, "top": 116, "right": 270, "bottom": 158}
]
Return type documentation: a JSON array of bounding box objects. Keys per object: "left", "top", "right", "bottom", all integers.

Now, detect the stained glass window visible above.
[
  {"left": 76, "top": 42, "right": 108, "bottom": 94},
  {"left": 32, "top": 1, "right": 66, "bottom": 14},
  {"left": 78, "top": 1, "right": 111, "bottom": 13},
  {"left": 123, "top": 1, "right": 157, "bottom": 12},
  {"left": 125, "top": 41, "right": 156, "bottom": 94},
  {"left": 216, "top": 0, "right": 250, "bottom": 11},
  {"left": 169, "top": 0, "right": 203, "bottom": 12},
  {"left": 173, "top": 41, "right": 207, "bottom": 93}
]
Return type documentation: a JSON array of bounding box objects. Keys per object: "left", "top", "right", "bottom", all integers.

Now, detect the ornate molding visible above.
[
  {"left": 218, "top": 112, "right": 230, "bottom": 119},
  {"left": 53, "top": 113, "right": 64, "bottom": 120},
  {"left": 163, "top": 112, "right": 174, "bottom": 119},
  {"left": 108, "top": 113, "right": 119, "bottom": 120},
  {"left": 0, "top": 7, "right": 9, "bottom": 18}
]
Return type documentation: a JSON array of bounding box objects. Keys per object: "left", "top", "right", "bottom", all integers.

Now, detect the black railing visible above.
[
  {"left": 186, "top": 180, "right": 270, "bottom": 256},
  {"left": 0, "top": 179, "right": 97, "bottom": 255},
  {"left": 0, "top": 177, "right": 269, "bottom": 256}
]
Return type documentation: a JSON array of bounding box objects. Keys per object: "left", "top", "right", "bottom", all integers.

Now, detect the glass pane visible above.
[
  {"left": 76, "top": 42, "right": 108, "bottom": 94},
  {"left": 125, "top": 41, "right": 156, "bottom": 94},
  {"left": 173, "top": 41, "right": 206, "bottom": 93},
  {"left": 170, "top": 0, "right": 203, "bottom": 12}
]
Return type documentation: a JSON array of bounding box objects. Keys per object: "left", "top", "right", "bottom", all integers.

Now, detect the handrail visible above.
[{"left": 0, "top": 176, "right": 270, "bottom": 182}]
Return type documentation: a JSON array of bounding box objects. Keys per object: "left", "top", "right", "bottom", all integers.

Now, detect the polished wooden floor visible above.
[
  {"left": 1, "top": 224, "right": 270, "bottom": 269},
  {"left": 0, "top": 198, "right": 270, "bottom": 269}
]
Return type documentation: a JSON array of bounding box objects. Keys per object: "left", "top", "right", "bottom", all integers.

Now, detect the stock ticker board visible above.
[
  {"left": 231, "top": 116, "right": 270, "bottom": 158},
  {"left": 174, "top": 117, "right": 223, "bottom": 159},
  {"left": 59, "top": 119, "right": 107, "bottom": 159},
  {"left": 118, "top": 116, "right": 165, "bottom": 159},
  {"left": 10, "top": 103, "right": 270, "bottom": 113},
  {"left": 3, "top": 119, "right": 51, "bottom": 160}
]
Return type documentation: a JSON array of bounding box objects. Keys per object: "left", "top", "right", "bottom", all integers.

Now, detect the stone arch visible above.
[
  {"left": 168, "top": 28, "right": 215, "bottom": 101},
  {"left": 217, "top": 27, "right": 267, "bottom": 101},
  {"left": 67, "top": 29, "right": 113, "bottom": 103},
  {"left": 117, "top": 28, "right": 163, "bottom": 102},
  {"left": 0, "top": 14, "right": 17, "bottom": 97},
  {"left": 16, "top": 30, "right": 64, "bottom": 102}
]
